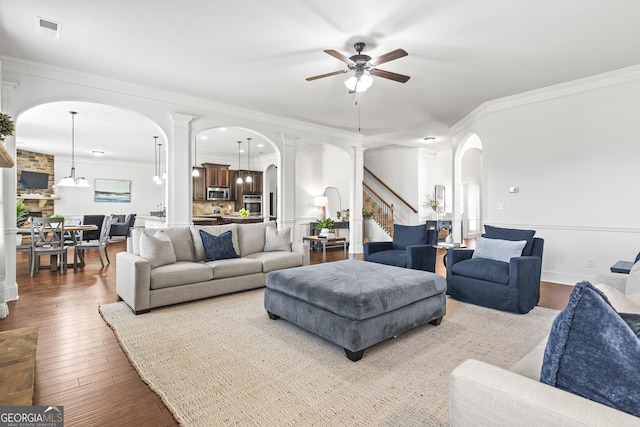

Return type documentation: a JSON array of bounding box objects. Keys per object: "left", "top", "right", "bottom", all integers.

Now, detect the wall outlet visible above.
[
  {"left": 496, "top": 202, "right": 505, "bottom": 211},
  {"left": 587, "top": 258, "right": 596, "bottom": 268}
]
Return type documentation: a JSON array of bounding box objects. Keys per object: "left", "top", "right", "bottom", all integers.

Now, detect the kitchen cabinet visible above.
[
  {"left": 241, "top": 170, "right": 263, "bottom": 194},
  {"left": 228, "top": 170, "right": 238, "bottom": 200},
  {"left": 203, "top": 163, "right": 230, "bottom": 188},
  {"left": 192, "top": 166, "right": 206, "bottom": 201}
]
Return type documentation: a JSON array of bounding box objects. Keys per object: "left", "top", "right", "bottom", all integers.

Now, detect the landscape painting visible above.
[{"left": 94, "top": 178, "right": 131, "bottom": 203}]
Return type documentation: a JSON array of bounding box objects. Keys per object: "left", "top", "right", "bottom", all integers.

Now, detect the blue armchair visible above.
[
  {"left": 446, "top": 226, "right": 544, "bottom": 314},
  {"left": 364, "top": 224, "right": 438, "bottom": 272},
  {"left": 110, "top": 213, "right": 136, "bottom": 239}
]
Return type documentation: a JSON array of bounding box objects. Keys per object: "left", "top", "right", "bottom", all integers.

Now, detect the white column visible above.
[
  {"left": 1, "top": 78, "right": 19, "bottom": 319},
  {"left": 350, "top": 146, "right": 365, "bottom": 254},
  {"left": 278, "top": 135, "right": 296, "bottom": 233},
  {"left": 166, "top": 112, "right": 195, "bottom": 226}
]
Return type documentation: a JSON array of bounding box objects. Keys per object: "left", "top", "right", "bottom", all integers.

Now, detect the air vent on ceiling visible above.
[{"left": 35, "top": 17, "right": 61, "bottom": 39}]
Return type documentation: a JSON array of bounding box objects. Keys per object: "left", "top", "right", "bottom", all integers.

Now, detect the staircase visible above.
[{"left": 363, "top": 183, "right": 394, "bottom": 237}]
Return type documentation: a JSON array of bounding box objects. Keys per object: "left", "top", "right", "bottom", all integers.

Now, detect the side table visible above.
[
  {"left": 433, "top": 243, "right": 467, "bottom": 269},
  {"left": 302, "top": 235, "right": 347, "bottom": 263}
]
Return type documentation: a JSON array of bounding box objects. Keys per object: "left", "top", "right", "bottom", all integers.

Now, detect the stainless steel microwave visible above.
[{"left": 207, "top": 187, "right": 230, "bottom": 201}]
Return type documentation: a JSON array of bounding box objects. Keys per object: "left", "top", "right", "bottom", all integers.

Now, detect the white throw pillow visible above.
[
  {"left": 472, "top": 236, "right": 527, "bottom": 263},
  {"left": 264, "top": 225, "right": 291, "bottom": 252},
  {"left": 140, "top": 231, "right": 177, "bottom": 269},
  {"left": 594, "top": 283, "right": 640, "bottom": 314}
]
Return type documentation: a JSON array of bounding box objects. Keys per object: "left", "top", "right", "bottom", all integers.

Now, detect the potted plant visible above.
[
  {"left": 17, "top": 202, "right": 28, "bottom": 227},
  {"left": 0, "top": 113, "right": 15, "bottom": 142},
  {"left": 315, "top": 217, "right": 335, "bottom": 238},
  {"left": 16, "top": 202, "right": 28, "bottom": 245}
]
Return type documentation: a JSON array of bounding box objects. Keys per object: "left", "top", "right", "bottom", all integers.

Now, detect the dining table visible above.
[{"left": 19, "top": 224, "right": 99, "bottom": 269}]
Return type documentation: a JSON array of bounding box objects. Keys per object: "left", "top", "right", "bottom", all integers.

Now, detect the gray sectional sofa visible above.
[{"left": 116, "top": 221, "right": 309, "bottom": 314}]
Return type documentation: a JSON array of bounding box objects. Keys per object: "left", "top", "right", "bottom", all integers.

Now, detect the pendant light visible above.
[
  {"left": 157, "top": 142, "right": 164, "bottom": 185},
  {"left": 192, "top": 137, "right": 200, "bottom": 177},
  {"left": 160, "top": 141, "right": 167, "bottom": 180},
  {"left": 57, "top": 111, "right": 90, "bottom": 187},
  {"left": 236, "top": 141, "right": 243, "bottom": 184},
  {"left": 152, "top": 136, "right": 160, "bottom": 183},
  {"left": 245, "top": 137, "right": 252, "bottom": 183}
]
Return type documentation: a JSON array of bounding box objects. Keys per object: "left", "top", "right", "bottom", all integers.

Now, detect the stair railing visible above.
[{"left": 363, "top": 182, "right": 395, "bottom": 235}]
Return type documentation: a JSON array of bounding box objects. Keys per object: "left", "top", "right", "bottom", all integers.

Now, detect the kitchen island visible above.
[{"left": 192, "top": 215, "right": 265, "bottom": 225}]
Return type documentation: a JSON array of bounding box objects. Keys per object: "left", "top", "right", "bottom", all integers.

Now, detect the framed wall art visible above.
[{"left": 94, "top": 178, "right": 131, "bottom": 203}]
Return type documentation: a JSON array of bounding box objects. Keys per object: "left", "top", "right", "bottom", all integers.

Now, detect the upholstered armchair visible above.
[
  {"left": 364, "top": 224, "right": 438, "bottom": 272},
  {"left": 110, "top": 213, "right": 136, "bottom": 239},
  {"left": 446, "top": 225, "right": 544, "bottom": 314}
]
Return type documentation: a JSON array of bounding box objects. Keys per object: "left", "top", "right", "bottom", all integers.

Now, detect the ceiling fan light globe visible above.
[{"left": 344, "top": 74, "right": 373, "bottom": 92}]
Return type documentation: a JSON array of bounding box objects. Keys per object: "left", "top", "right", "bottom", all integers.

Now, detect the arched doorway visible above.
[
  {"left": 454, "top": 133, "right": 483, "bottom": 240},
  {"left": 194, "top": 126, "right": 278, "bottom": 219}
]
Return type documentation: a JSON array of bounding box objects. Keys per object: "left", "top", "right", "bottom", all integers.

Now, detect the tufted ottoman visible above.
[{"left": 264, "top": 259, "right": 447, "bottom": 361}]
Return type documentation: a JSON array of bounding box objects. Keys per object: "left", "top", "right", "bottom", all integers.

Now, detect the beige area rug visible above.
[{"left": 100, "top": 290, "right": 558, "bottom": 426}]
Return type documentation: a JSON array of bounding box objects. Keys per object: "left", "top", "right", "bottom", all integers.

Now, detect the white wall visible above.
[
  {"left": 54, "top": 157, "right": 164, "bottom": 217},
  {"left": 295, "top": 142, "right": 351, "bottom": 240},
  {"left": 452, "top": 66, "right": 640, "bottom": 284}
]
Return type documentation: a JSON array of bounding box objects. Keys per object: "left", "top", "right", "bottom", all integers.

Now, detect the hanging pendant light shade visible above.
[
  {"left": 57, "top": 111, "right": 90, "bottom": 188},
  {"left": 152, "top": 136, "right": 161, "bottom": 183},
  {"left": 192, "top": 137, "right": 200, "bottom": 177},
  {"left": 159, "top": 142, "right": 167, "bottom": 180},
  {"left": 245, "top": 137, "right": 252, "bottom": 183},
  {"left": 156, "top": 142, "right": 164, "bottom": 185},
  {"left": 236, "top": 141, "right": 243, "bottom": 184}
]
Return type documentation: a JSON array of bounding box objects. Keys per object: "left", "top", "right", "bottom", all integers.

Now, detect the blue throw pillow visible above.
[
  {"left": 635, "top": 251, "right": 640, "bottom": 264},
  {"left": 540, "top": 281, "right": 640, "bottom": 416},
  {"left": 392, "top": 224, "right": 428, "bottom": 250},
  {"left": 199, "top": 230, "right": 239, "bottom": 262},
  {"left": 483, "top": 225, "right": 535, "bottom": 256}
]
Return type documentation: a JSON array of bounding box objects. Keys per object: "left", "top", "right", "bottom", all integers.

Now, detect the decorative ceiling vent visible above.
[{"left": 35, "top": 17, "right": 61, "bottom": 39}]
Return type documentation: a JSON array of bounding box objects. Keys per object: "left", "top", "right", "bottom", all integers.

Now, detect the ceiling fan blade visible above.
[
  {"left": 369, "top": 49, "right": 408, "bottom": 66},
  {"left": 305, "top": 70, "right": 348, "bottom": 81},
  {"left": 370, "top": 68, "right": 411, "bottom": 83},
  {"left": 324, "top": 49, "right": 353, "bottom": 64}
]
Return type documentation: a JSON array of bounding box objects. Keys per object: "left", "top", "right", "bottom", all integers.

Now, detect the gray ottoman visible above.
[{"left": 264, "top": 259, "right": 447, "bottom": 361}]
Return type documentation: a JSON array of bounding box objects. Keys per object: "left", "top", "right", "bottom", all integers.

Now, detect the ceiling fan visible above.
[{"left": 306, "top": 42, "right": 410, "bottom": 93}]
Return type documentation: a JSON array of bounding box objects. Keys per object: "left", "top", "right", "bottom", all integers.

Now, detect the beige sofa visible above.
[
  {"left": 450, "top": 285, "right": 640, "bottom": 426},
  {"left": 116, "top": 221, "right": 309, "bottom": 314}
]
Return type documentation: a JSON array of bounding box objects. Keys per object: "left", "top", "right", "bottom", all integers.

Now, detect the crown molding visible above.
[{"left": 452, "top": 64, "right": 640, "bottom": 135}]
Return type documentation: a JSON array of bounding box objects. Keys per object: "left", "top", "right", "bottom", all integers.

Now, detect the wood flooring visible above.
[{"left": 0, "top": 240, "right": 572, "bottom": 426}]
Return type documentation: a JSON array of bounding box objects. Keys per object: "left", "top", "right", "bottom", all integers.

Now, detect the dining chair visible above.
[
  {"left": 74, "top": 215, "right": 114, "bottom": 268},
  {"left": 30, "top": 217, "right": 69, "bottom": 276},
  {"left": 63, "top": 215, "right": 83, "bottom": 246}
]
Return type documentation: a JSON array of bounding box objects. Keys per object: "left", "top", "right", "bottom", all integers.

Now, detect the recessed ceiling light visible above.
[
  {"left": 257, "top": 143, "right": 264, "bottom": 148},
  {"left": 200, "top": 135, "right": 208, "bottom": 140},
  {"left": 423, "top": 137, "right": 436, "bottom": 144},
  {"left": 92, "top": 150, "right": 105, "bottom": 157},
  {"left": 218, "top": 127, "right": 227, "bottom": 132}
]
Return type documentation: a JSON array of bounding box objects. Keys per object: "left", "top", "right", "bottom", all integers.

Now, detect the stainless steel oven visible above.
[{"left": 243, "top": 195, "right": 262, "bottom": 214}]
